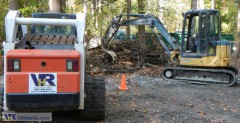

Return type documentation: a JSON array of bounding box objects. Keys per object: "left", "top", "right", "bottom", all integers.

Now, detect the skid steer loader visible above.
[{"left": 1, "top": 10, "right": 105, "bottom": 121}]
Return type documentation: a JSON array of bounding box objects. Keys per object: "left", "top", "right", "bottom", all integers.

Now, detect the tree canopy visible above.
[{"left": 0, "top": 0, "right": 239, "bottom": 41}]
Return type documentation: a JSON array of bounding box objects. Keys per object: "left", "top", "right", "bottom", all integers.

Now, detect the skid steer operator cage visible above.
[{"left": 4, "top": 10, "right": 86, "bottom": 110}]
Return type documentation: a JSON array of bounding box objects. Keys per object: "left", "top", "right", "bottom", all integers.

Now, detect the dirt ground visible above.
[
  {"left": 102, "top": 66, "right": 240, "bottom": 123},
  {"left": 1, "top": 62, "right": 240, "bottom": 123},
  {"left": 55, "top": 62, "right": 240, "bottom": 123},
  {"left": 100, "top": 57, "right": 240, "bottom": 123}
]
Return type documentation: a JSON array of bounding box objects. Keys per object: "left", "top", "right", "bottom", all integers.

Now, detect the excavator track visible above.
[{"left": 163, "top": 66, "right": 237, "bottom": 87}]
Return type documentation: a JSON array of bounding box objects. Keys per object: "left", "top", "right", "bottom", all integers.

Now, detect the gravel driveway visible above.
[
  {"left": 1, "top": 66, "right": 240, "bottom": 123},
  {"left": 103, "top": 68, "right": 240, "bottom": 123}
]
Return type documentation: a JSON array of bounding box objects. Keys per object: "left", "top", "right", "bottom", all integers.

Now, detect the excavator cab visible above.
[
  {"left": 180, "top": 10, "right": 231, "bottom": 67},
  {"left": 181, "top": 10, "right": 220, "bottom": 57}
]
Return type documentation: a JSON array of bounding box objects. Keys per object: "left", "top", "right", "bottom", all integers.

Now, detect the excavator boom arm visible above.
[{"left": 102, "top": 14, "right": 179, "bottom": 60}]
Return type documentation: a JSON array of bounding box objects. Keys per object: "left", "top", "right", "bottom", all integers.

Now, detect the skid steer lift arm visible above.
[{"left": 102, "top": 14, "right": 179, "bottom": 62}]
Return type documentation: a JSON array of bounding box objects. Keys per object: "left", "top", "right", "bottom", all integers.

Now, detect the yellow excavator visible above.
[{"left": 102, "top": 9, "right": 238, "bottom": 86}]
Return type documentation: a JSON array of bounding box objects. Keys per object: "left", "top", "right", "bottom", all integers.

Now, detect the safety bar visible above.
[{"left": 16, "top": 18, "right": 76, "bottom": 26}]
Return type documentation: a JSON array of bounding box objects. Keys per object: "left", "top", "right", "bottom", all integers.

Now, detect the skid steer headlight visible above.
[
  {"left": 7, "top": 59, "right": 20, "bottom": 72},
  {"left": 66, "top": 59, "right": 78, "bottom": 72}
]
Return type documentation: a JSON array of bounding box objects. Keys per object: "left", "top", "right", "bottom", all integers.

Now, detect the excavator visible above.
[{"left": 101, "top": 9, "right": 238, "bottom": 86}]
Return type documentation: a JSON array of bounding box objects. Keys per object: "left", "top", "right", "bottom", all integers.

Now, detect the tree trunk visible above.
[
  {"left": 191, "top": 0, "right": 198, "bottom": 9},
  {"left": 237, "top": 0, "right": 240, "bottom": 58},
  {"left": 159, "top": 0, "right": 164, "bottom": 21},
  {"left": 199, "top": 0, "right": 204, "bottom": 9},
  {"left": 222, "top": 0, "right": 226, "bottom": 10},
  {"left": 138, "top": 0, "right": 145, "bottom": 43},
  {"left": 99, "top": 0, "right": 103, "bottom": 37},
  {"left": 49, "top": 0, "right": 61, "bottom": 13},
  {"left": 138, "top": 0, "right": 145, "bottom": 42},
  {"left": 211, "top": 0, "right": 216, "bottom": 9},
  {"left": 60, "top": 0, "right": 66, "bottom": 13},
  {"left": 138, "top": 0, "right": 145, "bottom": 65},
  {"left": 9, "top": 0, "right": 19, "bottom": 10},
  {"left": 92, "top": 0, "right": 96, "bottom": 29},
  {"left": 126, "top": 0, "right": 131, "bottom": 40},
  {"left": 83, "top": 0, "right": 87, "bottom": 13}
]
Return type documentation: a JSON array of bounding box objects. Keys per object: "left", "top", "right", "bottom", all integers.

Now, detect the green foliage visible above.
[
  {"left": 0, "top": 0, "right": 9, "bottom": 41},
  {"left": 0, "top": 0, "right": 238, "bottom": 42},
  {"left": 69, "top": 0, "right": 127, "bottom": 40},
  {"left": 214, "top": 0, "right": 238, "bottom": 33},
  {"left": 18, "top": 0, "right": 48, "bottom": 17},
  {"left": 0, "top": 0, "right": 49, "bottom": 41},
  {"left": 162, "top": 0, "right": 191, "bottom": 32}
]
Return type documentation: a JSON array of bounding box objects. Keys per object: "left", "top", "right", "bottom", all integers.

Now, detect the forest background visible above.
[{"left": 0, "top": 0, "right": 239, "bottom": 47}]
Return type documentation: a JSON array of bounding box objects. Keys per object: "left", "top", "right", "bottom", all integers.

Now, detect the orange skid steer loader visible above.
[{"left": 1, "top": 10, "right": 105, "bottom": 121}]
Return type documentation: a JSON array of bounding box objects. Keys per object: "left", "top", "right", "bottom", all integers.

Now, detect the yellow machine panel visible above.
[{"left": 180, "top": 45, "right": 230, "bottom": 67}]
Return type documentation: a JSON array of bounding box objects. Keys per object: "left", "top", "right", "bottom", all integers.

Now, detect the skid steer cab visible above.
[{"left": 2, "top": 11, "right": 105, "bottom": 121}]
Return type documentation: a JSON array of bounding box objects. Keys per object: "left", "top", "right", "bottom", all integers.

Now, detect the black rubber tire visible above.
[
  {"left": 79, "top": 76, "right": 106, "bottom": 121},
  {"left": 0, "top": 87, "right": 3, "bottom": 121}
]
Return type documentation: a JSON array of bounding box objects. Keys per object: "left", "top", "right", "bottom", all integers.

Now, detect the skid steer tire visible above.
[
  {"left": 79, "top": 76, "right": 106, "bottom": 121},
  {"left": 0, "top": 87, "right": 3, "bottom": 121}
]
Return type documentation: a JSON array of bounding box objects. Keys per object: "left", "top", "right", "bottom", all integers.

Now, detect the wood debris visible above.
[{"left": 86, "top": 39, "right": 168, "bottom": 74}]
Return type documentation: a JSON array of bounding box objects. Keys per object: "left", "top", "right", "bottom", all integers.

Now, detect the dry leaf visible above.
[
  {"left": 211, "top": 119, "right": 222, "bottom": 123},
  {"left": 231, "top": 109, "right": 238, "bottom": 112},
  {"left": 197, "top": 111, "right": 206, "bottom": 117}
]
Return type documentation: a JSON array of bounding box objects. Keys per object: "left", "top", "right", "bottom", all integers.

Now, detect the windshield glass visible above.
[
  {"left": 34, "top": 25, "right": 74, "bottom": 35},
  {"left": 31, "top": 13, "right": 76, "bottom": 35}
]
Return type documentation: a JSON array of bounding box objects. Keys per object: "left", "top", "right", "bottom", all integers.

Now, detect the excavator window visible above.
[
  {"left": 181, "top": 10, "right": 220, "bottom": 58},
  {"left": 182, "top": 13, "right": 199, "bottom": 54},
  {"left": 208, "top": 13, "right": 219, "bottom": 55},
  {"left": 199, "top": 13, "right": 208, "bottom": 54},
  {"left": 209, "top": 13, "right": 219, "bottom": 39}
]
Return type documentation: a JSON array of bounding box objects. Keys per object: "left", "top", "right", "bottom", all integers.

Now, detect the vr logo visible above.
[
  {"left": 29, "top": 73, "right": 57, "bottom": 93},
  {"left": 30, "top": 74, "right": 56, "bottom": 86},
  {"left": 4, "top": 114, "right": 16, "bottom": 121}
]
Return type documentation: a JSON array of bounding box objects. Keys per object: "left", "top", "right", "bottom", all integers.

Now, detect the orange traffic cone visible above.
[{"left": 119, "top": 74, "right": 128, "bottom": 90}]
